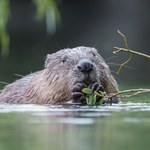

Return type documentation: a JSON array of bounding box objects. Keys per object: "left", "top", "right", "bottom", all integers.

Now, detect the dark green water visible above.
[{"left": 0, "top": 99, "right": 150, "bottom": 150}]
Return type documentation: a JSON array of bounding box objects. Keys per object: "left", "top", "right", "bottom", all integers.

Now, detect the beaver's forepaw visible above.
[{"left": 72, "top": 83, "right": 87, "bottom": 103}]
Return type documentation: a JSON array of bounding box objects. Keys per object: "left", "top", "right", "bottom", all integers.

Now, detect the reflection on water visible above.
[{"left": 0, "top": 103, "right": 150, "bottom": 150}]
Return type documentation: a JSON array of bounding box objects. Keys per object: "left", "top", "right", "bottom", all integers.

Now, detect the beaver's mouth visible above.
[{"left": 74, "top": 73, "right": 98, "bottom": 86}]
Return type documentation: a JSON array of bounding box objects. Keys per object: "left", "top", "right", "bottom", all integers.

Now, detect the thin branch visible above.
[
  {"left": 116, "top": 53, "right": 134, "bottom": 75},
  {"left": 114, "top": 47, "right": 150, "bottom": 59},
  {"left": 114, "top": 30, "right": 135, "bottom": 74},
  {"left": 106, "top": 89, "right": 150, "bottom": 99},
  {"left": 117, "top": 30, "right": 129, "bottom": 49},
  {"left": 120, "top": 90, "right": 150, "bottom": 98}
]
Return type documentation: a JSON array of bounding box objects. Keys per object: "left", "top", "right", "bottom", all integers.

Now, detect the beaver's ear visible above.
[{"left": 45, "top": 54, "right": 52, "bottom": 68}]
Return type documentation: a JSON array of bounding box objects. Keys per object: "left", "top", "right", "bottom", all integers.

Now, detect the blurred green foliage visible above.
[
  {"left": 33, "top": 0, "right": 60, "bottom": 33},
  {"left": 0, "top": 0, "right": 60, "bottom": 57},
  {"left": 0, "top": 0, "right": 10, "bottom": 57}
]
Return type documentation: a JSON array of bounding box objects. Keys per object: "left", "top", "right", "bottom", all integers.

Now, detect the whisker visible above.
[
  {"left": 0, "top": 81, "right": 8, "bottom": 85},
  {"left": 92, "top": 42, "right": 98, "bottom": 48},
  {"left": 107, "top": 62, "right": 136, "bottom": 70},
  {"left": 105, "top": 56, "right": 118, "bottom": 62},
  {"left": 14, "top": 74, "right": 24, "bottom": 77}
]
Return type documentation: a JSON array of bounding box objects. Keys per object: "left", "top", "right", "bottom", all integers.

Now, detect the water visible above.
[{"left": 0, "top": 101, "right": 150, "bottom": 150}]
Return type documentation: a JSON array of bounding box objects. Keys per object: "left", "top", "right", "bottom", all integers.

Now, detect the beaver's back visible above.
[{"left": 0, "top": 71, "right": 42, "bottom": 103}]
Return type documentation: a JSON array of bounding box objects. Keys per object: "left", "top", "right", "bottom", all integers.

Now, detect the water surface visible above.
[{"left": 0, "top": 101, "right": 150, "bottom": 150}]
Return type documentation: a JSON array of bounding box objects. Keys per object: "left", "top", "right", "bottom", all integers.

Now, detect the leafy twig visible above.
[
  {"left": 82, "top": 87, "right": 150, "bottom": 106},
  {"left": 82, "top": 88, "right": 104, "bottom": 106}
]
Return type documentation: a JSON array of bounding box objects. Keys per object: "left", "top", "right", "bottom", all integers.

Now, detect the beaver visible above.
[{"left": 0, "top": 46, "right": 119, "bottom": 104}]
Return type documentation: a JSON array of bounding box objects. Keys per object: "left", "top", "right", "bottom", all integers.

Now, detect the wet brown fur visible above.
[{"left": 0, "top": 47, "right": 119, "bottom": 104}]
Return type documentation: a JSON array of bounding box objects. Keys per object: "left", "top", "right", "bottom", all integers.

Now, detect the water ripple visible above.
[{"left": 0, "top": 102, "right": 150, "bottom": 113}]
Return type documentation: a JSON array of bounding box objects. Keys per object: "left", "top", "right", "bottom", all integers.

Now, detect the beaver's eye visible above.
[
  {"left": 62, "top": 58, "right": 66, "bottom": 63},
  {"left": 61, "top": 56, "right": 67, "bottom": 63}
]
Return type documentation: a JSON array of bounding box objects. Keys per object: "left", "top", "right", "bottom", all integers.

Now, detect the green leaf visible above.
[
  {"left": 82, "top": 86, "right": 106, "bottom": 106},
  {"left": 82, "top": 88, "right": 93, "bottom": 95},
  {"left": 93, "top": 95, "right": 97, "bottom": 105},
  {"left": 86, "top": 95, "right": 96, "bottom": 106},
  {"left": 86, "top": 97, "right": 90, "bottom": 105},
  {"left": 98, "top": 98, "right": 104, "bottom": 105},
  {"left": 89, "top": 95, "right": 94, "bottom": 105}
]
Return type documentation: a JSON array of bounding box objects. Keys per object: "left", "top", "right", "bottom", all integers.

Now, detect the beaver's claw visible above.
[
  {"left": 91, "top": 82, "right": 104, "bottom": 92},
  {"left": 103, "top": 96, "right": 119, "bottom": 104},
  {"left": 72, "top": 83, "right": 87, "bottom": 103}
]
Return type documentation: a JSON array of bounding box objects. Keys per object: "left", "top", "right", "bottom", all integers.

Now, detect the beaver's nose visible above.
[{"left": 77, "top": 59, "right": 93, "bottom": 72}]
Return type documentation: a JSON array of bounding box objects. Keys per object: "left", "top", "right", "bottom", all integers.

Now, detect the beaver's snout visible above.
[
  {"left": 77, "top": 59, "right": 94, "bottom": 73},
  {"left": 75, "top": 58, "right": 98, "bottom": 86}
]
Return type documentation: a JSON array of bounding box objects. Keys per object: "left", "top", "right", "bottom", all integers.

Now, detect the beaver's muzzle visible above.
[
  {"left": 74, "top": 58, "right": 99, "bottom": 86},
  {"left": 77, "top": 59, "right": 94, "bottom": 73}
]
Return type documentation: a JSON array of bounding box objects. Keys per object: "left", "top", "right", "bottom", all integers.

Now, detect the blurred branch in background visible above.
[
  {"left": 0, "top": 0, "right": 10, "bottom": 57},
  {"left": 113, "top": 30, "right": 150, "bottom": 74},
  {"left": 33, "top": 0, "right": 61, "bottom": 34},
  {"left": 0, "top": 0, "right": 60, "bottom": 57}
]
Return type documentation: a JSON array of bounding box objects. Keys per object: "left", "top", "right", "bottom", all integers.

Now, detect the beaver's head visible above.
[{"left": 45, "top": 47, "right": 104, "bottom": 91}]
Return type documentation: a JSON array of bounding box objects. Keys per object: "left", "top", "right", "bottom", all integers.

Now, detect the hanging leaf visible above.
[
  {"left": 0, "top": 0, "right": 10, "bottom": 57},
  {"left": 33, "top": 0, "right": 60, "bottom": 34}
]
